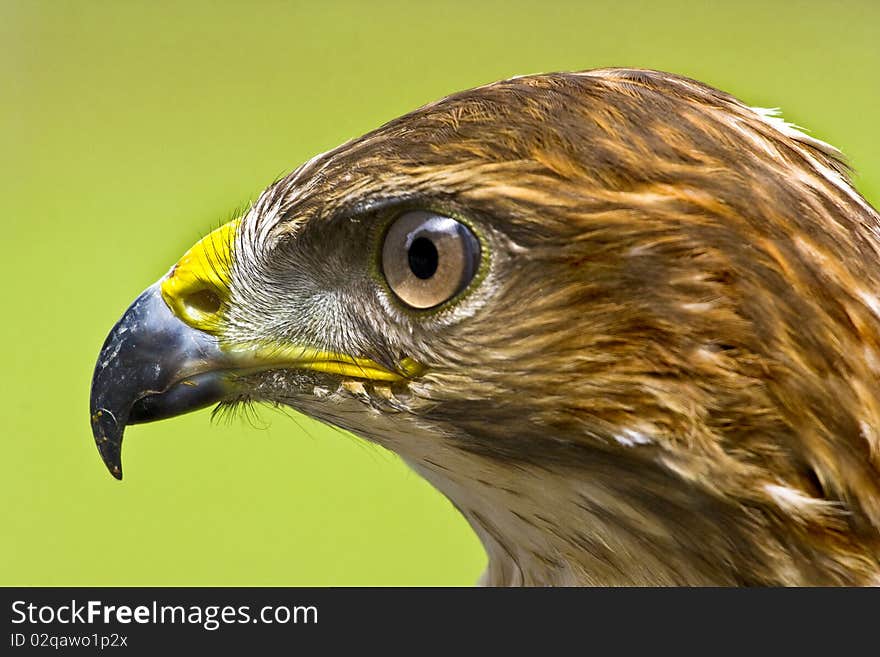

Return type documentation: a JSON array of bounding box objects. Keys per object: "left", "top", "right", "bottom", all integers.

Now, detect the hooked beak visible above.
[
  {"left": 90, "top": 220, "right": 242, "bottom": 480},
  {"left": 89, "top": 282, "right": 236, "bottom": 479}
]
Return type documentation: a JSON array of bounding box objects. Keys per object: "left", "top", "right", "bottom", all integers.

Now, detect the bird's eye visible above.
[{"left": 381, "top": 210, "right": 481, "bottom": 309}]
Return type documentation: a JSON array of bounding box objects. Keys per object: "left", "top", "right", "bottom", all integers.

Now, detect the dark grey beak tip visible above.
[{"left": 91, "top": 408, "right": 123, "bottom": 480}]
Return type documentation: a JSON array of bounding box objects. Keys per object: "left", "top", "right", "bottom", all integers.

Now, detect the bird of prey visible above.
[{"left": 91, "top": 69, "right": 880, "bottom": 586}]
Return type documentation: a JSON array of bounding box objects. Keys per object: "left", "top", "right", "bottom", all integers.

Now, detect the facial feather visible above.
[{"left": 155, "top": 70, "right": 880, "bottom": 583}]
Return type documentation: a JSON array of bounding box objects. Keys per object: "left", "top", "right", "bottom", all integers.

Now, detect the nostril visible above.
[
  {"left": 159, "top": 220, "right": 239, "bottom": 334},
  {"left": 184, "top": 288, "right": 222, "bottom": 316}
]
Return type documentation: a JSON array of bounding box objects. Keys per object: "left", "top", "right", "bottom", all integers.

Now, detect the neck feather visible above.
[{"left": 406, "top": 445, "right": 869, "bottom": 586}]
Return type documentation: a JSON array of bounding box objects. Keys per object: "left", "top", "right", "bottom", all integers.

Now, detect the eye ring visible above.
[{"left": 381, "top": 210, "right": 481, "bottom": 310}]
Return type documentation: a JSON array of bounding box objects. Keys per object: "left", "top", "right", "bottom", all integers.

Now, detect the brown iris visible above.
[{"left": 381, "top": 211, "right": 481, "bottom": 309}]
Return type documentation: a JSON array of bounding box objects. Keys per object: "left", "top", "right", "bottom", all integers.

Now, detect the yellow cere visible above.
[{"left": 160, "top": 218, "right": 240, "bottom": 334}]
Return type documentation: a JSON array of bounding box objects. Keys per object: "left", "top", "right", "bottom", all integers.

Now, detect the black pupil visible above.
[{"left": 408, "top": 237, "right": 439, "bottom": 279}]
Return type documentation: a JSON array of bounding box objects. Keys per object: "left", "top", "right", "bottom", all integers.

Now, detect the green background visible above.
[{"left": 2, "top": 1, "right": 878, "bottom": 585}]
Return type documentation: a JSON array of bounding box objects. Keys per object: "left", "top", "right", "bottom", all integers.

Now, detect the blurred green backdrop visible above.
[{"left": 2, "top": 1, "right": 878, "bottom": 585}]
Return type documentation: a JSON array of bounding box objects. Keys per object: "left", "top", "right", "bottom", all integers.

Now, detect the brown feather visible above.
[{"left": 234, "top": 69, "right": 880, "bottom": 585}]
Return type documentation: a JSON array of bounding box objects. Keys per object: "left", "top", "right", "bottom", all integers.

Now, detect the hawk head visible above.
[{"left": 91, "top": 69, "right": 880, "bottom": 585}]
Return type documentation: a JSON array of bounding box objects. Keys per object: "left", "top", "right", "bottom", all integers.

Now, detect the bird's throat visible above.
[{"left": 405, "top": 447, "right": 798, "bottom": 586}]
